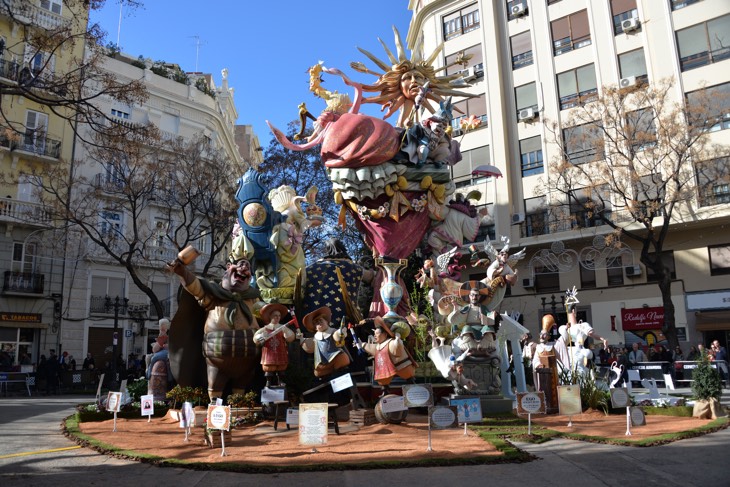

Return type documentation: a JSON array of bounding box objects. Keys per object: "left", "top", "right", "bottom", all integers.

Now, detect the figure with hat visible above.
[
  {"left": 554, "top": 287, "right": 608, "bottom": 376},
  {"left": 167, "top": 231, "right": 262, "bottom": 401},
  {"left": 534, "top": 314, "right": 560, "bottom": 412},
  {"left": 362, "top": 318, "right": 415, "bottom": 393},
  {"left": 253, "top": 303, "right": 297, "bottom": 387},
  {"left": 400, "top": 97, "right": 458, "bottom": 168},
  {"left": 301, "top": 306, "right": 350, "bottom": 378},
  {"left": 482, "top": 236, "right": 526, "bottom": 311}
]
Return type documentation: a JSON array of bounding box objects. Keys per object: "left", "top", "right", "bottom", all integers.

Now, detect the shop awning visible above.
[
  {"left": 0, "top": 321, "right": 49, "bottom": 329},
  {"left": 694, "top": 311, "right": 730, "bottom": 332}
]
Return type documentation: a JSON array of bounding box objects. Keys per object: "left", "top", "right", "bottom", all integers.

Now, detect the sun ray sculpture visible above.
[{"left": 351, "top": 26, "right": 478, "bottom": 128}]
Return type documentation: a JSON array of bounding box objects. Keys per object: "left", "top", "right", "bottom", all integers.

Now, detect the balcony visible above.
[
  {"left": 20, "top": 131, "right": 61, "bottom": 159},
  {"left": 0, "top": 0, "right": 70, "bottom": 30},
  {"left": 2, "top": 271, "right": 44, "bottom": 295},
  {"left": 150, "top": 298, "right": 172, "bottom": 320},
  {"left": 0, "top": 198, "right": 52, "bottom": 227},
  {"left": 680, "top": 46, "right": 730, "bottom": 72},
  {"left": 520, "top": 211, "right": 614, "bottom": 238}
]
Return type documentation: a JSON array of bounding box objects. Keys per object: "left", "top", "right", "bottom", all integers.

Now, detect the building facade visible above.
[
  {"left": 407, "top": 0, "right": 730, "bottom": 350},
  {"left": 0, "top": 1, "right": 86, "bottom": 368}
]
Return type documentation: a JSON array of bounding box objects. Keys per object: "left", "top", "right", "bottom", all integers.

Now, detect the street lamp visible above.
[{"left": 104, "top": 295, "right": 128, "bottom": 390}]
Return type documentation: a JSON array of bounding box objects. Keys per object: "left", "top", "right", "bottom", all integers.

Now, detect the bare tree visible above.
[
  {"left": 542, "top": 78, "right": 730, "bottom": 349},
  {"left": 260, "top": 121, "right": 365, "bottom": 261},
  {"left": 26, "top": 125, "right": 238, "bottom": 319},
  {"left": 0, "top": 0, "right": 147, "bottom": 145}
]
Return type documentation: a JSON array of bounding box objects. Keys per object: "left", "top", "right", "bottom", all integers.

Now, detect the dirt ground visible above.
[{"left": 75, "top": 408, "right": 717, "bottom": 467}]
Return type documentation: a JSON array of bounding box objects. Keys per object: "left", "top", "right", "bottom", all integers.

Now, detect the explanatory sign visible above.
[
  {"left": 402, "top": 384, "right": 434, "bottom": 407},
  {"left": 299, "top": 403, "right": 328, "bottom": 446},
  {"left": 206, "top": 405, "right": 231, "bottom": 431},
  {"left": 557, "top": 385, "right": 582, "bottom": 416},
  {"left": 449, "top": 397, "right": 483, "bottom": 423},
  {"left": 517, "top": 391, "right": 546, "bottom": 416},
  {"left": 429, "top": 406, "right": 458, "bottom": 429}
]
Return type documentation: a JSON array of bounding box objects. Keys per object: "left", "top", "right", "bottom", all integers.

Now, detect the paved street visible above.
[{"left": 0, "top": 394, "right": 728, "bottom": 486}]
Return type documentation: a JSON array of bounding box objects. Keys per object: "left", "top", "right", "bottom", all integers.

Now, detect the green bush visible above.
[
  {"left": 691, "top": 352, "right": 722, "bottom": 401},
  {"left": 126, "top": 377, "right": 148, "bottom": 401}
]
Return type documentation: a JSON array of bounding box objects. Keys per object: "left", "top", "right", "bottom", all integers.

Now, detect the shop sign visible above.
[
  {"left": 0, "top": 312, "right": 42, "bottom": 323},
  {"left": 621, "top": 307, "right": 664, "bottom": 330}
]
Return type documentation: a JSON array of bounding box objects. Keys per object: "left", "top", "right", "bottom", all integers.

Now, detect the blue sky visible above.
[{"left": 90, "top": 1, "right": 413, "bottom": 149}]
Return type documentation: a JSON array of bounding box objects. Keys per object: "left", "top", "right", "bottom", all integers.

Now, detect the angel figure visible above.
[{"left": 482, "top": 236, "right": 526, "bottom": 312}]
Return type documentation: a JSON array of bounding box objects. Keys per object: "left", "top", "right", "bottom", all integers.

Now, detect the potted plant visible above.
[
  {"left": 691, "top": 352, "right": 725, "bottom": 419},
  {"left": 165, "top": 385, "right": 207, "bottom": 421},
  {"left": 227, "top": 391, "right": 261, "bottom": 427}
]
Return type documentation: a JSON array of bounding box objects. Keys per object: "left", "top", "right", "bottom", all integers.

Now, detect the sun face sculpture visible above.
[{"left": 350, "top": 26, "right": 478, "bottom": 128}]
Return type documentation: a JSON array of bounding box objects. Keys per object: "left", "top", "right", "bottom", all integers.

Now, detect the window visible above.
[
  {"left": 510, "top": 31, "right": 533, "bottom": 69},
  {"left": 696, "top": 158, "right": 730, "bottom": 206},
  {"left": 99, "top": 210, "right": 123, "bottom": 238},
  {"left": 534, "top": 266, "right": 560, "bottom": 292},
  {"left": 12, "top": 242, "right": 37, "bottom": 274},
  {"left": 618, "top": 49, "right": 648, "bottom": 82},
  {"left": 23, "top": 45, "right": 54, "bottom": 78},
  {"left": 626, "top": 108, "right": 657, "bottom": 151},
  {"left": 111, "top": 108, "right": 130, "bottom": 119},
  {"left": 523, "top": 196, "right": 548, "bottom": 237},
  {"left": 23, "top": 110, "right": 48, "bottom": 153},
  {"left": 40, "top": 0, "right": 62, "bottom": 14},
  {"left": 676, "top": 15, "right": 730, "bottom": 71},
  {"left": 451, "top": 95, "right": 487, "bottom": 136},
  {"left": 687, "top": 83, "right": 730, "bottom": 132},
  {"left": 557, "top": 64, "right": 597, "bottom": 109},
  {"left": 580, "top": 261, "right": 596, "bottom": 288},
  {"left": 646, "top": 251, "right": 676, "bottom": 282},
  {"left": 563, "top": 123, "right": 603, "bottom": 165},
  {"left": 551, "top": 10, "right": 591, "bottom": 56},
  {"left": 607, "top": 257, "right": 624, "bottom": 286},
  {"left": 636, "top": 173, "right": 665, "bottom": 218},
  {"left": 672, "top": 0, "right": 702, "bottom": 10},
  {"left": 452, "top": 145, "right": 490, "bottom": 187},
  {"left": 197, "top": 226, "right": 211, "bottom": 255},
  {"left": 91, "top": 276, "right": 125, "bottom": 298},
  {"left": 569, "top": 186, "right": 612, "bottom": 227},
  {"left": 520, "top": 136, "right": 543, "bottom": 177},
  {"left": 507, "top": 1, "right": 527, "bottom": 21},
  {"left": 709, "top": 244, "right": 730, "bottom": 276},
  {"left": 515, "top": 82, "right": 538, "bottom": 115},
  {"left": 611, "top": 0, "right": 638, "bottom": 35},
  {"left": 150, "top": 281, "right": 171, "bottom": 320},
  {"left": 445, "top": 45, "right": 484, "bottom": 77},
  {"left": 443, "top": 4, "right": 480, "bottom": 41}
]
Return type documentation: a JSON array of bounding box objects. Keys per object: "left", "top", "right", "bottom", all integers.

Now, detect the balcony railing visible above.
[
  {"left": 150, "top": 298, "right": 172, "bottom": 320},
  {"left": 553, "top": 35, "right": 591, "bottom": 56},
  {"left": 0, "top": 198, "right": 52, "bottom": 226},
  {"left": 559, "top": 88, "right": 598, "bottom": 110},
  {"left": 0, "top": 0, "right": 70, "bottom": 30},
  {"left": 21, "top": 130, "right": 61, "bottom": 158},
  {"left": 680, "top": 46, "right": 730, "bottom": 72},
  {"left": 2, "top": 271, "right": 44, "bottom": 294},
  {"left": 512, "top": 51, "right": 533, "bottom": 69}
]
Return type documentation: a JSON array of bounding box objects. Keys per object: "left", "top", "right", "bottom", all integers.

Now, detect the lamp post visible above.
[{"left": 104, "top": 296, "right": 128, "bottom": 390}]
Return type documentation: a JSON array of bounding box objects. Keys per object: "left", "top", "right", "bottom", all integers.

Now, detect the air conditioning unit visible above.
[
  {"left": 522, "top": 277, "right": 535, "bottom": 288},
  {"left": 511, "top": 3, "right": 527, "bottom": 17},
  {"left": 621, "top": 17, "right": 640, "bottom": 33},
  {"left": 518, "top": 107, "right": 537, "bottom": 122},
  {"left": 472, "top": 64, "right": 485, "bottom": 78},
  {"left": 511, "top": 213, "right": 525, "bottom": 224},
  {"left": 624, "top": 265, "right": 642, "bottom": 276},
  {"left": 619, "top": 76, "right": 637, "bottom": 89}
]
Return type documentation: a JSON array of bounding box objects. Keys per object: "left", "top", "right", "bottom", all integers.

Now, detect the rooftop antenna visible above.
[
  {"left": 189, "top": 35, "right": 206, "bottom": 71},
  {"left": 116, "top": 1, "right": 123, "bottom": 48}
]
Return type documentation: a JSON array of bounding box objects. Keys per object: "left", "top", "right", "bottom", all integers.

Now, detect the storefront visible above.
[
  {"left": 687, "top": 290, "right": 730, "bottom": 350},
  {"left": 620, "top": 306, "right": 668, "bottom": 348},
  {"left": 0, "top": 312, "right": 47, "bottom": 369}
]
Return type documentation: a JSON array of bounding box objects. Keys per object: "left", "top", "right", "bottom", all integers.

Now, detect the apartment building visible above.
[
  {"left": 61, "top": 53, "right": 249, "bottom": 371},
  {"left": 0, "top": 1, "right": 85, "bottom": 368},
  {"left": 407, "top": 0, "right": 730, "bottom": 349}
]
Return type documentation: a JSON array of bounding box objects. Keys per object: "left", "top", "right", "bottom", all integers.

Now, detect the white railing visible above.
[{"left": 0, "top": 198, "right": 51, "bottom": 226}]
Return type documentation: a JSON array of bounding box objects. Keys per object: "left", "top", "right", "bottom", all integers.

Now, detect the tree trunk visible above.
[{"left": 659, "top": 274, "right": 678, "bottom": 350}]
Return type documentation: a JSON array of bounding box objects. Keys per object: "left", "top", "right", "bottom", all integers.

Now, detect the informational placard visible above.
[
  {"left": 207, "top": 405, "right": 231, "bottom": 431},
  {"left": 429, "top": 406, "right": 458, "bottom": 429},
  {"left": 380, "top": 394, "right": 407, "bottom": 413},
  {"left": 106, "top": 391, "right": 122, "bottom": 412},
  {"left": 95, "top": 373, "right": 105, "bottom": 404},
  {"left": 330, "top": 373, "right": 353, "bottom": 393},
  {"left": 261, "top": 387, "right": 286, "bottom": 404},
  {"left": 449, "top": 397, "right": 483, "bottom": 423},
  {"left": 517, "top": 391, "right": 546, "bottom": 416},
  {"left": 610, "top": 388, "right": 631, "bottom": 408},
  {"left": 140, "top": 394, "right": 154, "bottom": 416},
  {"left": 286, "top": 407, "right": 299, "bottom": 426},
  {"left": 630, "top": 407, "right": 646, "bottom": 426},
  {"left": 299, "top": 403, "right": 328, "bottom": 446},
  {"left": 663, "top": 373, "right": 675, "bottom": 391},
  {"left": 402, "top": 384, "right": 434, "bottom": 407},
  {"left": 557, "top": 385, "right": 582, "bottom": 416}
]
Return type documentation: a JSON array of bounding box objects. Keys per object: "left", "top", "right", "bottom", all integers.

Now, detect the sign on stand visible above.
[
  {"left": 380, "top": 394, "right": 407, "bottom": 413},
  {"left": 330, "top": 373, "right": 353, "bottom": 393},
  {"left": 261, "top": 387, "right": 286, "bottom": 404},
  {"left": 516, "top": 391, "right": 545, "bottom": 435},
  {"left": 299, "top": 403, "right": 328, "bottom": 448},
  {"left": 449, "top": 396, "right": 482, "bottom": 435},
  {"left": 179, "top": 401, "right": 195, "bottom": 442},
  {"left": 206, "top": 405, "right": 231, "bottom": 457},
  {"left": 402, "top": 384, "right": 434, "bottom": 407},
  {"left": 610, "top": 387, "right": 632, "bottom": 436},
  {"left": 95, "top": 373, "right": 105, "bottom": 405},
  {"left": 286, "top": 407, "right": 299, "bottom": 427},
  {"left": 140, "top": 394, "right": 154, "bottom": 422},
  {"left": 106, "top": 391, "right": 122, "bottom": 432},
  {"left": 427, "top": 406, "right": 458, "bottom": 451},
  {"left": 557, "top": 385, "right": 581, "bottom": 426}
]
